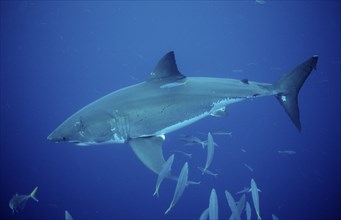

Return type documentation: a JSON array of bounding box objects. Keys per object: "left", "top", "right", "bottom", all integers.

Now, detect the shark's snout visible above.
[
  {"left": 47, "top": 132, "right": 57, "bottom": 142},
  {"left": 47, "top": 130, "right": 65, "bottom": 142}
]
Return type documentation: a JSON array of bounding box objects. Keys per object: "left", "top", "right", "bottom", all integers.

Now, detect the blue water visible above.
[{"left": 1, "top": 1, "right": 340, "bottom": 219}]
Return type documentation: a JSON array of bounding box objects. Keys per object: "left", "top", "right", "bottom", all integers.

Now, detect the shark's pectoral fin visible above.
[{"left": 129, "top": 136, "right": 166, "bottom": 174}]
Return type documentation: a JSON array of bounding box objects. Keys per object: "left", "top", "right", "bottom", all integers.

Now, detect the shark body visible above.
[{"left": 47, "top": 51, "right": 318, "bottom": 174}]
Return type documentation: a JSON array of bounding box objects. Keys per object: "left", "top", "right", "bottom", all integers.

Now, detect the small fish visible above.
[
  {"left": 171, "top": 150, "right": 192, "bottom": 158},
  {"left": 203, "top": 132, "right": 215, "bottom": 173},
  {"left": 246, "top": 62, "right": 257, "bottom": 66},
  {"left": 225, "top": 190, "right": 241, "bottom": 220},
  {"left": 154, "top": 154, "right": 175, "bottom": 197},
  {"left": 9, "top": 186, "right": 39, "bottom": 214},
  {"left": 199, "top": 208, "right": 209, "bottom": 220},
  {"left": 278, "top": 150, "right": 296, "bottom": 155},
  {"left": 255, "top": 0, "right": 266, "bottom": 4},
  {"left": 202, "top": 140, "right": 218, "bottom": 148},
  {"left": 250, "top": 179, "right": 262, "bottom": 220},
  {"left": 180, "top": 135, "right": 205, "bottom": 148},
  {"left": 211, "top": 131, "right": 232, "bottom": 136},
  {"left": 232, "top": 69, "right": 244, "bottom": 73},
  {"left": 236, "top": 194, "right": 246, "bottom": 217},
  {"left": 229, "top": 194, "right": 245, "bottom": 220},
  {"left": 209, "top": 188, "right": 218, "bottom": 220},
  {"left": 272, "top": 214, "right": 279, "bottom": 220},
  {"left": 244, "top": 163, "right": 254, "bottom": 172},
  {"left": 198, "top": 167, "right": 218, "bottom": 177},
  {"left": 241, "top": 149, "right": 247, "bottom": 153},
  {"left": 246, "top": 202, "right": 251, "bottom": 220},
  {"left": 186, "top": 179, "right": 201, "bottom": 186},
  {"left": 65, "top": 210, "right": 74, "bottom": 220},
  {"left": 236, "top": 187, "right": 250, "bottom": 195},
  {"left": 164, "top": 162, "right": 189, "bottom": 214}
]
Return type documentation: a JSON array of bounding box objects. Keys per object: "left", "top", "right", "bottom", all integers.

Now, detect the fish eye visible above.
[{"left": 62, "top": 137, "right": 66, "bottom": 141}]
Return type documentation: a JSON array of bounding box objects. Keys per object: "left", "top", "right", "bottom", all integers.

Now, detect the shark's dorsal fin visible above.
[
  {"left": 148, "top": 51, "right": 186, "bottom": 82},
  {"left": 129, "top": 136, "right": 166, "bottom": 174}
]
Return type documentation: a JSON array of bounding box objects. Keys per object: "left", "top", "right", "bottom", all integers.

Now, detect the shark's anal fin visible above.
[{"left": 129, "top": 136, "right": 166, "bottom": 174}]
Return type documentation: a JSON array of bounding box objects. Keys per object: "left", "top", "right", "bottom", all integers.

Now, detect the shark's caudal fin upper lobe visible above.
[{"left": 272, "top": 55, "right": 318, "bottom": 132}]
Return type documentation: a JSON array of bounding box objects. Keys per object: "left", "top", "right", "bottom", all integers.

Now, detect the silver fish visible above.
[
  {"left": 180, "top": 135, "right": 205, "bottom": 148},
  {"left": 211, "top": 131, "right": 232, "bottom": 136},
  {"left": 202, "top": 132, "right": 214, "bottom": 174},
  {"left": 153, "top": 154, "right": 175, "bottom": 197},
  {"left": 9, "top": 186, "right": 38, "bottom": 214},
  {"left": 164, "top": 162, "right": 189, "bottom": 214},
  {"left": 246, "top": 202, "right": 251, "bottom": 220},
  {"left": 250, "top": 179, "right": 262, "bottom": 220},
  {"left": 209, "top": 188, "right": 218, "bottom": 220},
  {"left": 236, "top": 194, "right": 246, "bottom": 217},
  {"left": 171, "top": 150, "right": 192, "bottom": 158},
  {"left": 244, "top": 163, "right": 254, "bottom": 172},
  {"left": 278, "top": 150, "right": 296, "bottom": 155},
  {"left": 229, "top": 194, "right": 245, "bottom": 220},
  {"left": 199, "top": 208, "right": 209, "bottom": 220},
  {"left": 225, "top": 190, "right": 241, "bottom": 220},
  {"left": 65, "top": 210, "right": 74, "bottom": 220},
  {"left": 198, "top": 167, "right": 218, "bottom": 177},
  {"left": 272, "top": 214, "right": 279, "bottom": 220},
  {"left": 236, "top": 187, "right": 250, "bottom": 195}
]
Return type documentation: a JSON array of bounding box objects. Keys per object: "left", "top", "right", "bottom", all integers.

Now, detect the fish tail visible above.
[
  {"left": 197, "top": 166, "right": 205, "bottom": 175},
  {"left": 201, "top": 142, "right": 205, "bottom": 149},
  {"left": 164, "top": 204, "right": 173, "bottom": 215},
  {"left": 30, "top": 186, "right": 39, "bottom": 202},
  {"left": 272, "top": 55, "right": 318, "bottom": 132},
  {"left": 153, "top": 188, "right": 159, "bottom": 197}
]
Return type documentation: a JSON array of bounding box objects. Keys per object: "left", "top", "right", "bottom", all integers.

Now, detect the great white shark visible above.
[{"left": 47, "top": 51, "right": 318, "bottom": 174}]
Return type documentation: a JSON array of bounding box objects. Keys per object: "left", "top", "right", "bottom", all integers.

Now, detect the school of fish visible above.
[{"left": 9, "top": 131, "right": 287, "bottom": 219}]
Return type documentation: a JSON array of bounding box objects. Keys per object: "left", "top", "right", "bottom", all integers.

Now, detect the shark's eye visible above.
[{"left": 62, "top": 137, "right": 66, "bottom": 141}]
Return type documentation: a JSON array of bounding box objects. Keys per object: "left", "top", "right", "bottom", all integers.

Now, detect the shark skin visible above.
[{"left": 47, "top": 51, "right": 318, "bottom": 174}]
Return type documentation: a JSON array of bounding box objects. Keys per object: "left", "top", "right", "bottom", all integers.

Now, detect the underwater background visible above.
[{"left": 1, "top": 1, "right": 340, "bottom": 219}]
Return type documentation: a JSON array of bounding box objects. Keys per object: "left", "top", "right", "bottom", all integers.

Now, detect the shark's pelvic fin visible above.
[
  {"left": 148, "top": 51, "right": 186, "bottom": 82},
  {"left": 129, "top": 136, "right": 166, "bottom": 174},
  {"left": 273, "top": 55, "right": 318, "bottom": 132}
]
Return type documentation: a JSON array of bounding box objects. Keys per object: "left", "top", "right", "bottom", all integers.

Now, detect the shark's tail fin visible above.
[
  {"left": 29, "top": 186, "right": 39, "bottom": 202},
  {"left": 272, "top": 55, "right": 318, "bottom": 132}
]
